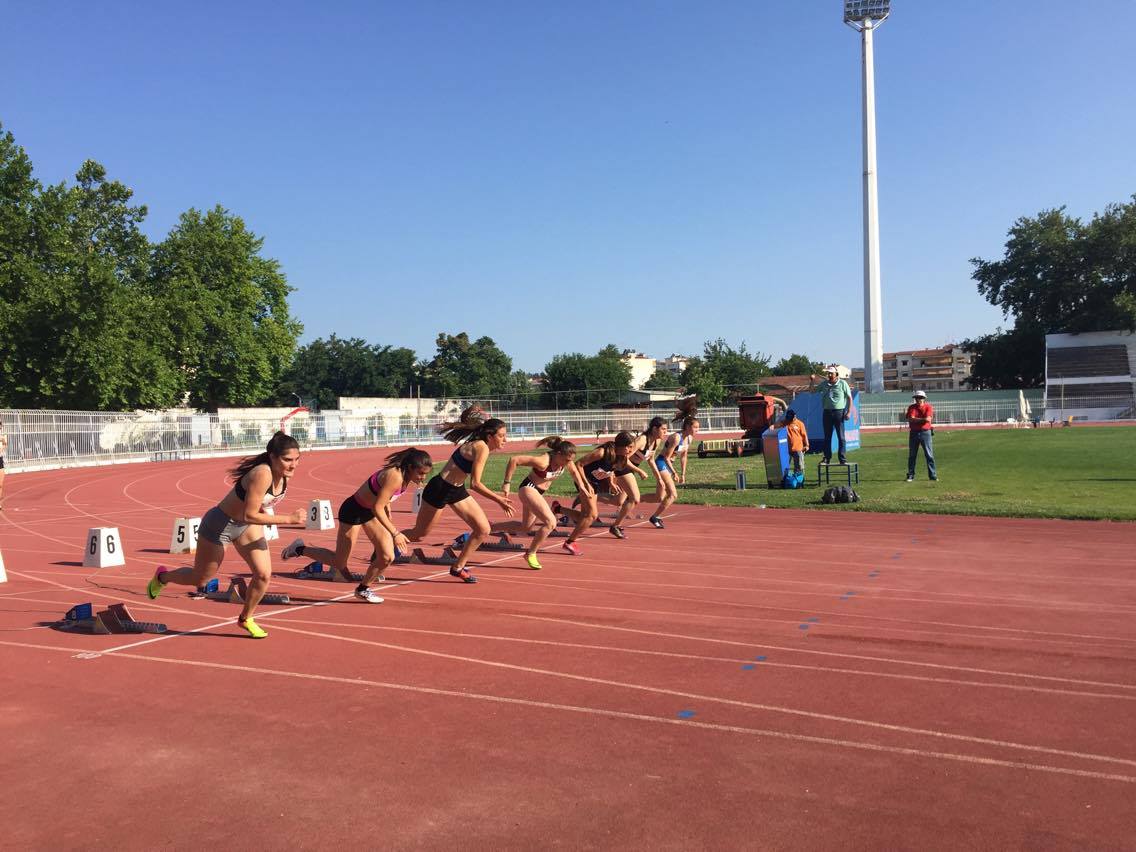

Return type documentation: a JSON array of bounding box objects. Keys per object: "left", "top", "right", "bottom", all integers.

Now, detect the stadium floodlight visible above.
[
  {"left": 844, "top": 0, "right": 889, "bottom": 393},
  {"left": 843, "top": 0, "right": 890, "bottom": 28}
]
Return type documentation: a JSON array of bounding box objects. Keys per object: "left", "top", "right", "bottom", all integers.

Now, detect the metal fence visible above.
[{"left": 4, "top": 392, "right": 1130, "bottom": 471}]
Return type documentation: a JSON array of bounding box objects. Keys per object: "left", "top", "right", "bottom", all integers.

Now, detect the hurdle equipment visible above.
[
  {"left": 83, "top": 527, "right": 126, "bottom": 568},
  {"left": 169, "top": 517, "right": 201, "bottom": 554},
  {"left": 306, "top": 499, "right": 335, "bottom": 531}
]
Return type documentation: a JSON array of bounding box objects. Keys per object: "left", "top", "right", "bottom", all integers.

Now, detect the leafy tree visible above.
[
  {"left": 772, "top": 353, "right": 824, "bottom": 376},
  {"left": 541, "top": 348, "right": 632, "bottom": 408},
  {"left": 420, "top": 332, "right": 512, "bottom": 399},
  {"left": 967, "top": 197, "right": 1136, "bottom": 386},
  {"left": 280, "top": 335, "right": 417, "bottom": 410},
  {"left": 679, "top": 359, "right": 727, "bottom": 406},
  {"left": 642, "top": 369, "right": 681, "bottom": 390},
  {"left": 504, "top": 369, "right": 538, "bottom": 408},
  {"left": 677, "top": 339, "right": 770, "bottom": 404},
  {"left": 1, "top": 155, "right": 180, "bottom": 409},
  {"left": 150, "top": 206, "right": 302, "bottom": 409}
]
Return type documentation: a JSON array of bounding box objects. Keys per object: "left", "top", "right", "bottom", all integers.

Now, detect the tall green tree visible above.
[
  {"left": 772, "top": 353, "right": 824, "bottom": 376},
  {"left": 420, "top": 331, "right": 512, "bottom": 399},
  {"left": 279, "top": 335, "right": 417, "bottom": 410},
  {"left": 1, "top": 154, "right": 180, "bottom": 409},
  {"left": 966, "top": 198, "right": 1136, "bottom": 387},
  {"left": 541, "top": 347, "right": 632, "bottom": 408},
  {"left": 642, "top": 369, "right": 681, "bottom": 390},
  {"left": 678, "top": 339, "right": 770, "bottom": 404},
  {"left": 150, "top": 206, "right": 302, "bottom": 409}
]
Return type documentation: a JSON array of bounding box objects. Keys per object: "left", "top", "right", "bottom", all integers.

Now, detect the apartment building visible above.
[{"left": 852, "top": 345, "right": 973, "bottom": 391}]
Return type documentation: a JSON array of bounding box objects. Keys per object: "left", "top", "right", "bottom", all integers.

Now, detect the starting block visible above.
[
  {"left": 197, "top": 577, "right": 290, "bottom": 605},
  {"left": 169, "top": 517, "right": 201, "bottom": 554},
  {"left": 98, "top": 603, "right": 168, "bottom": 634},
  {"left": 0, "top": 548, "right": 6, "bottom": 584},
  {"left": 453, "top": 533, "right": 525, "bottom": 552},
  {"left": 83, "top": 527, "right": 126, "bottom": 568},
  {"left": 61, "top": 602, "right": 167, "bottom": 634},
  {"left": 413, "top": 547, "right": 457, "bottom": 566},
  {"left": 306, "top": 499, "right": 335, "bottom": 531},
  {"left": 296, "top": 561, "right": 360, "bottom": 583}
]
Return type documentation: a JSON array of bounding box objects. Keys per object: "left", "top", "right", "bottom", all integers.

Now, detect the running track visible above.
[{"left": 1, "top": 448, "right": 1134, "bottom": 849}]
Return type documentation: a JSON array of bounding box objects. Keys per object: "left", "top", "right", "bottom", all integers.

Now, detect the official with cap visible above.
[{"left": 905, "top": 390, "right": 937, "bottom": 482}]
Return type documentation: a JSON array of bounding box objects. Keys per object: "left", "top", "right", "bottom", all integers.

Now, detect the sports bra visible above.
[
  {"left": 674, "top": 435, "right": 688, "bottom": 454},
  {"left": 530, "top": 464, "right": 566, "bottom": 483},
  {"left": 450, "top": 446, "right": 474, "bottom": 474},
  {"left": 366, "top": 469, "right": 406, "bottom": 502},
  {"left": 583, "top": 457, "right": 613, "bottom": 482},
  {"left": 234, "top": 468, "right": 287, "bottom": 509}
]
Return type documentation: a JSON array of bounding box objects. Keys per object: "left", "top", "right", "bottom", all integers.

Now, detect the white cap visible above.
[
  {"left": 825, "top": 365, "right": 837, "bottom": 374},
  {"left": 913, "top": 390, "right": 927, "bottom": 398}
]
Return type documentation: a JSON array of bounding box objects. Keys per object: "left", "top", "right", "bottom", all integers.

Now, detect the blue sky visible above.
[{"left": 5, "top": 1, "right": 1135, "bottom": 373}]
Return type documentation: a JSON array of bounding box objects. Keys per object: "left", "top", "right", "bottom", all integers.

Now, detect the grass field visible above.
[{"left": 486, "top": 426, "right": 1136, "bottom": 522}]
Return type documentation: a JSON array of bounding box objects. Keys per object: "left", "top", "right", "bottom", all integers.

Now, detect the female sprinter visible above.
[
  {"left": 664, "top": 397, "right": 700, "bottom": 485},
  {"left": 280, "top": 448, "right": 434, "bottom": 603},
  {"left": 148, "top": 432, "right": 305, "bottom": 639},
  {"left": 630, "top": 417, "right": 671, "bottom": 529},
  {"left": 402, "top": 405, "right": 514, "bottom": 583},
  {"left": 490, "top": 436, "right": 591, "bottom": 569},
  {"left": 559, "top": 431, "right": 645, "bottom": 540}
]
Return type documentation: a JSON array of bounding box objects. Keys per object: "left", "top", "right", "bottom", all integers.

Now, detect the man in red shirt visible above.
[{"left": 905, "top": 390, "right": 937, "bottom": 482}]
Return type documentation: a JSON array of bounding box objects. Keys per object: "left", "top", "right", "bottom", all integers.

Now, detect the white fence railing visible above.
[{"left": 3, "top": 393, "right": 1129, "bottom": 471}]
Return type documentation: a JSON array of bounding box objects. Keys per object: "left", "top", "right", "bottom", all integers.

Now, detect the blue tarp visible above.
[{"left": 785, "top": 391, "right": 861, "bottom": 455}]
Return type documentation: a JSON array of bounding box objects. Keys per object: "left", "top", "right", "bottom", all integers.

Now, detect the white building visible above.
[
  {"left": 621, "top": 350, "right": 658, "bottom": 390},
  {"left": 655, "top": 354, "right": 690, "bottom": 377}
]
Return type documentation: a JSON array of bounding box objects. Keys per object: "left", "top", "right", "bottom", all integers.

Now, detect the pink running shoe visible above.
[{"left": 562, "top": 540, "right": 581, "bottom": 557}]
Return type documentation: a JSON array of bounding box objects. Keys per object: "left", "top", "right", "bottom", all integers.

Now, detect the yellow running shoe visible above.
[
  {"left": 524, "top": 553, "right": 542, "bottom": 570},
  {"left": 147, "top": 566, "right": 166, "bottom": 600},
  {"left": 238, "top": 618, "right": 268, "bottom": 639}
]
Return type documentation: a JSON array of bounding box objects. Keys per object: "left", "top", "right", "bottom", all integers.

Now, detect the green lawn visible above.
[{"left": 485, "top": 427, "right": 1136, "bottom": 521}]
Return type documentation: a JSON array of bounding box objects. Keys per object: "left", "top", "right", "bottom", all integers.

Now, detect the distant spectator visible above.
[
  {"left": 810, "top": 366, "right": 853, "bottom": 464},
  {"left": 781, "top": 409, "right": 809, "bottom": 474},
  {"left": 906, "top": 390, "right": 937, "bottom": 482}
]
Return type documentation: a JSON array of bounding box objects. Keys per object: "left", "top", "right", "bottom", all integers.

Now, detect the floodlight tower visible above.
[{"left": 844, "top": 0, "right": 889, "bottom": 394}]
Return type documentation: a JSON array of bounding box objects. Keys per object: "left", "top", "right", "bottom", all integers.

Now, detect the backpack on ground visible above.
[{"left": 822, "top": 485, "right": 861, "bottom": 504}]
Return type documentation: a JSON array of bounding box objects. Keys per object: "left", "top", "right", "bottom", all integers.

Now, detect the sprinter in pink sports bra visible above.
[{"left": 280, "top": 448, "right": 434, "bottom": 603}]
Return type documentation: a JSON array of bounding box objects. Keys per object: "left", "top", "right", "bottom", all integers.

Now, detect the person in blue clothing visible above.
[{"left": 810, "top": 366, "right": 853, "bottom": 465}]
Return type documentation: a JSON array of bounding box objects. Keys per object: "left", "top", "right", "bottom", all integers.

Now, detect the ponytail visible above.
[
  {"left": 536, "top": 435, "right": 576, "bottom": 457},
  {"left": 673, "top": 395, "right": 699, "bottom": 430},
  {"left": 438, "top": 404, "right": 505, "bottom": 444},
  {"left": 229, "top": 431, "right": 299, "bottom": 483}
]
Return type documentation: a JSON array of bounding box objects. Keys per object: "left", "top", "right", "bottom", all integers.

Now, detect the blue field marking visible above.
[
  {"left": 798, "top": 624, "right": 810, "bottom": 630},
  {"left": 741, "top": 664, "right": 755, "bottom": 671},
  {"left": 891, "top": 553, "right": 902, "bottom": 559},
  {"left": 755, "top": 655, "right": 766, "bottom": 661},
  {"left": 806, "top": 617, "right": 819, "bottom": 622},
  {"left": 677, "top": 710, "right": 696, "bottom": 719}
]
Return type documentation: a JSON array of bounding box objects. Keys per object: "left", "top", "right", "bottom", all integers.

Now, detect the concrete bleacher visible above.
[{"left": 1044, "top": 332, "right": 1136, "bottom": 421}]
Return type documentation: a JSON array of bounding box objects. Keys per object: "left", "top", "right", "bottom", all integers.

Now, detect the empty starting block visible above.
[{"left": 61, "top": 602, "right": 167, "bottom": 634}]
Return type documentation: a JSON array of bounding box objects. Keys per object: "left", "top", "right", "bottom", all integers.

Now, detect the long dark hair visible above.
[
  {"left": 640, "top": 416, "right": 667, "bottom": 451},
  {"left": 229, "top": 431, "right": 299, "bottom": 483},
  {"left": 536, "top": 435, "right": 576, "bottom": 460},
  {"left": 383, "top": 448, "right": 433, "bottom": 479},
  {"left": 438, "top": 404, "right": 506, "bottom": 444},
  {"left": 673, "top": 396, "right": 699, "bottom": 430},
  {"left": 596, "top": 431, "right": 635, "bottom": 466}
]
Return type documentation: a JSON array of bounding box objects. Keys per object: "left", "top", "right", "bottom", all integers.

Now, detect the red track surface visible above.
[{"left": 2, "top": 448, "right": 1135, "bottom": 849}]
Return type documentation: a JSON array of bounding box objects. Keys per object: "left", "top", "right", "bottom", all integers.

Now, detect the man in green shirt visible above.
[{"left": 810, "top": 366, "right": 853, "bottom": 464}]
